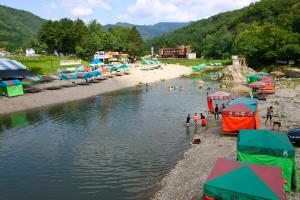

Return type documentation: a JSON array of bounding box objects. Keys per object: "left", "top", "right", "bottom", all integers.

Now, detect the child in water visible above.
[
  {"left": 200, "top": 113, "right": 206, "bottom": 126},
  {"left": 193, "top": 113, "right": 199, "bottom": 126},
  {"left": 186, "top": 114, "right": 191, "bottom": 126},
  {"left": 179, "top": 85, "right": 184, "bottom": 91}
]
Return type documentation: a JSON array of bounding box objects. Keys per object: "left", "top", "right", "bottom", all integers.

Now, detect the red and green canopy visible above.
[
  {"left": 207, "top": 91, "right": 231, "bottom": 100},
  {"left": 238, "top": 129, "right": 298, "bottom": 192},
  {"left": 222, "top": 103, "right": 256, "bottom": 116},
  {"left": 204, "top": 159, "right": 285, "bottom": 200}
]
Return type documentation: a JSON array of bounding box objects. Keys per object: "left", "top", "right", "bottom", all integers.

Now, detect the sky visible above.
[{"left": 0, "top": 0, "right": 259, "bottom": 25}]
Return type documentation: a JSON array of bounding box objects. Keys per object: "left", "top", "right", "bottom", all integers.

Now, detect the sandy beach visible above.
[
  {"left": 152, "top": 79, "right": 300, "bottom": 200},
  {"left": 0, "top": 64, "right": 191, "bottom": 115}
]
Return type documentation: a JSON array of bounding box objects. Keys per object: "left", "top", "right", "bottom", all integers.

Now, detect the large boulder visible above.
[
  {"left": 283, "top": 68, "right": 300, "bottom": 78},
  {"left": 220, "top": 65, "right": 256, "bottom": 83}
]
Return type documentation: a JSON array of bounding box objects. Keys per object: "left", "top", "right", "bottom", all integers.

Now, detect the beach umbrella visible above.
[
  {"left": 77, "top": 66, "right": 85, "bottom": 72},
  {"left": 261, "top": 76, "right": 274, "bottom": 83},
  {"left": 192, "top": 66, "right": 200, "bottom": 71},
  {"left": 228, "top": 97, "right": 257, "bottom": 106},
  {"left": 109, "top": 66, "right": 118, "bottom": 71},
  {"left": 258, "top": 72, "right": 269, "bottom": 76},
  {"left": 22, "top": 76, "right": 42, "bottom": 83},
  {"left": 203, "top": 158, "right": 286, "bottom": 200},
  {"left": 92, "top": 70, "right": 102, "bottom": 77},
  {"left": 248, "top": 81, "right": 267, "bottom": 89},
  {"left": 82, "top": 73, "right": 93, "bottom": 79},
  {"left": 270, "top": 71, "right": 285, "bottom": 76},
  {"left": 231, "top": 85, "right": 251, "bottom": 94},
  {"left": 0, "top": 58, "right": 31, "bottom": 79},
  {"left": 46, "top": 75, "right": 60, "bottom": 80},
  {"left": 102, "top": 68, "right": 109, "bottom": 73},
  {"left": 60, "top": 74, "right": 70, "bottom": 80},
  {"left": 118, "top": 64, "right": 128, "bottom": 69},
  {"left": 69, "top": 74, "right": 78, "bottom": 79}
]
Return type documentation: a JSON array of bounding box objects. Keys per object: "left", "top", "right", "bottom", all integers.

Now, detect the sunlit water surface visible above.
[{"left": 0, "top": 78, "right": 218, "bottom": 200}]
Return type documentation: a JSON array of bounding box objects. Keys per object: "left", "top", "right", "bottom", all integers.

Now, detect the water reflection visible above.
[{"left": 0, "top": 79, "right": 218, "bottom": 200}]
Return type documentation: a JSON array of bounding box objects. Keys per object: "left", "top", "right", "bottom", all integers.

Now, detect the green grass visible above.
[
  {"left": 158, "top": 58, "right": 231, "bottom": 67},
  {"left": 2, "top": 56, "right": 89, "bottom": 75}
]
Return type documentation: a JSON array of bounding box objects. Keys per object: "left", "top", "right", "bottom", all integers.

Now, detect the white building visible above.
[{"left": 25, "top": 48, "right": 36, "bottom": 56}]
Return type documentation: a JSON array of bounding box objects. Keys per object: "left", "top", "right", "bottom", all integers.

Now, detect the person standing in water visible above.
[
  {"left": 186, "top": 114, "right": 191, "bottom": 126},
  {"left": 200, "top": 113, "right": 206, "bottom": 126},
  {"left": 214, "top": 104, "right": 219, "bottom": 120},
  {"left": 265, "top": 106, "right": 273, "bottom": 126},
  {"left": 193, "top": 113, "right": 199, "bottom": 126}
]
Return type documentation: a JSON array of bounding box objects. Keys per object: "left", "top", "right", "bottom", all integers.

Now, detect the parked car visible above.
[{"left": 288, "top": 128, "right": 300, "bottom": 145}]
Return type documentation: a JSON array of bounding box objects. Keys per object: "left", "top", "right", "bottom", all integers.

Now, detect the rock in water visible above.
[{"left": 221, "top": 64, "right": 256, "bottom": 83}]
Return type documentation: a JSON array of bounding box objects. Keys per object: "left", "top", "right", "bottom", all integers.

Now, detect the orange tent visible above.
[
  {"left": 222, "top": 103, "right": 260, "bottom": 134},
  {"left": 207, "top": 91, "right": 231, "bottom": 112}
]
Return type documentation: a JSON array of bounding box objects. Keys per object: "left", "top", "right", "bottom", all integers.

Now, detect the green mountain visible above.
[
  {"left": 0, "top": 5, "right": 45, "bottom": 50},
  {"left": 149, "top": 0, "right": 300, "bottom": 67},
  {"left": 104, "top": 22, "right": 191, "bottom": 39}
]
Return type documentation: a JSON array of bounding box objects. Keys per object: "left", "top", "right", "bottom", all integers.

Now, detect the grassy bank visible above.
[
  {"left": 2, "top": 56, "right": 89, "bottom": 75},
  {"left": 158, "top": 58, "right": 231, "bottom": 67}
]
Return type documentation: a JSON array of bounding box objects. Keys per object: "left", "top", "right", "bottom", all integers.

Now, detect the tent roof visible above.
[
  {"left": 228, "top": 97, "right": 257, "bottom": 106},
  {"left": 0, "top": 58, "right": 27, "bottom": 70},
  {"left": 207, "top": 91, "right": 231, "bottom": 100},
  {"left": 249, "top": 81, "right": 267, "bottom": 89},
  {"left": 238, "top": 129, "right": 295, "bottom": 157},
  {"left": 204, "top": 159, "right": 283, "bottom": 200},
  {"left": 0, "top": 80, "right": 22, "bottom": 87},
  {"left": 90, "top": 58, "right": 103, "bottom": 65},
  {"left": 222, "top": 103, "right": 256, "bottom": 116},
  {"left": 0, "top": 59, "right": 31, "bottom": 78}
]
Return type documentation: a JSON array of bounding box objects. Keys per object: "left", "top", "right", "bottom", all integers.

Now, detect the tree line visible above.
[
  {"left": 147, "top": 0, "right": 300, "bottom": 67},
  {"left": 38, "top": 19, "right": 144, "bottom": 60}
]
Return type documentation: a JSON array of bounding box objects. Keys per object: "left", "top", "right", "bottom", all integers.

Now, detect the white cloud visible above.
[
  {"left": 72, "top": 6, "right": 93, "bottom": 16},
  {"left": 44, "top": 0, "right": 112, "bottom": 18},
  {"left": 126, "top": 0, "right": 259, "bottom": 24},
  {"left": 44, "top": 2, "right": 58, "bottom": 10}
]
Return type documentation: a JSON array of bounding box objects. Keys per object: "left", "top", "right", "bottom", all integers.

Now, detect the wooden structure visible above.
[{"left": 160, "top": 45, "right": 191, "bottom": 58}]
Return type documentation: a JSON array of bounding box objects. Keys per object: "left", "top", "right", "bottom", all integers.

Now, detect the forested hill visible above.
[
  {"left": 0, "top": 5, "right": 45, "bottom": 50},
  {"left": 104, "top": 22, "right": 191, "bottom": 39},
  {"left": 148, "top": 0, "right": 300, "bottom": 67}
]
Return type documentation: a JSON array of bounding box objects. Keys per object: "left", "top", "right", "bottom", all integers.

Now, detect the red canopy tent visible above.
[
  {"left": 248, "top": 81, "right": 267, "bottom": 89},
  {"left": 204, "top": 158, "right": 286, "bottom": 200},
  {"left": 260, "top": 84, "right": 275, "bottom": 94},
  {"left": 260, "top": 76, "right": 274, "bottom": 83},
  {"left": 207, "top": 91, "right": 231, "bottom": 112},
  {"left": 222, "top": 103, "right": 260, "bottom": 134},
  {"left": 271, "top": 71, "right": 285, "bottom": 76}
]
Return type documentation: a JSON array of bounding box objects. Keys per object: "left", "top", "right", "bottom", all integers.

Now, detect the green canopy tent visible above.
[
  {"left": 246, "top": 74, "right": 261, "bottom": 84},
  {"left": 237, "top": 129, "right": 299, "bottom": 192},
  {"left": 0, "top": 80, "right": 24, "bottom": 97},
  {"left": 203, "top": 159, "right": 285, "bottom": 200}
]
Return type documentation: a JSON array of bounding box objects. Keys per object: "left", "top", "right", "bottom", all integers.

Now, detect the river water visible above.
[{"left": 0, "top": 78, "right": 217, "bottom": 200}]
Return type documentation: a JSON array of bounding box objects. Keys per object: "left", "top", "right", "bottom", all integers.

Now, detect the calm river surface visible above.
[{"left": 0, "top": 78, "right": 217, "bottom": 200}]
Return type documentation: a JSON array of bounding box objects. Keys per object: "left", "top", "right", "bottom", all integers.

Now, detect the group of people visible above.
[
  {"left": 168, "top": 85, "right": 184, "bottom": 91},
  {"left": 186, "top": 113, "right": 207, "bottom": 127},
  {"left": 214, "top": 103, "right": 226, "bottom": 120}
]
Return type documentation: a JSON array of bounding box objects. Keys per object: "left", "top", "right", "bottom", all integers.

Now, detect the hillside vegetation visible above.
[
  {"left": 0, "top": 5, "right": 45, "bottom": 50},
  {"left": 104, "top": 22, "right": 191, "bottom": 39},
  {"left": 148, "top": 0, "right": 300, "bottom": 67}
]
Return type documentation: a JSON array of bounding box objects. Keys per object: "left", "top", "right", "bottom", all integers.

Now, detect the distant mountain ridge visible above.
[
  {"left": 0, "top": 5, "right": 45, "bottom": 50},
  {"left": 104, "top": 22, "right": 191, "bottom": 39}
]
